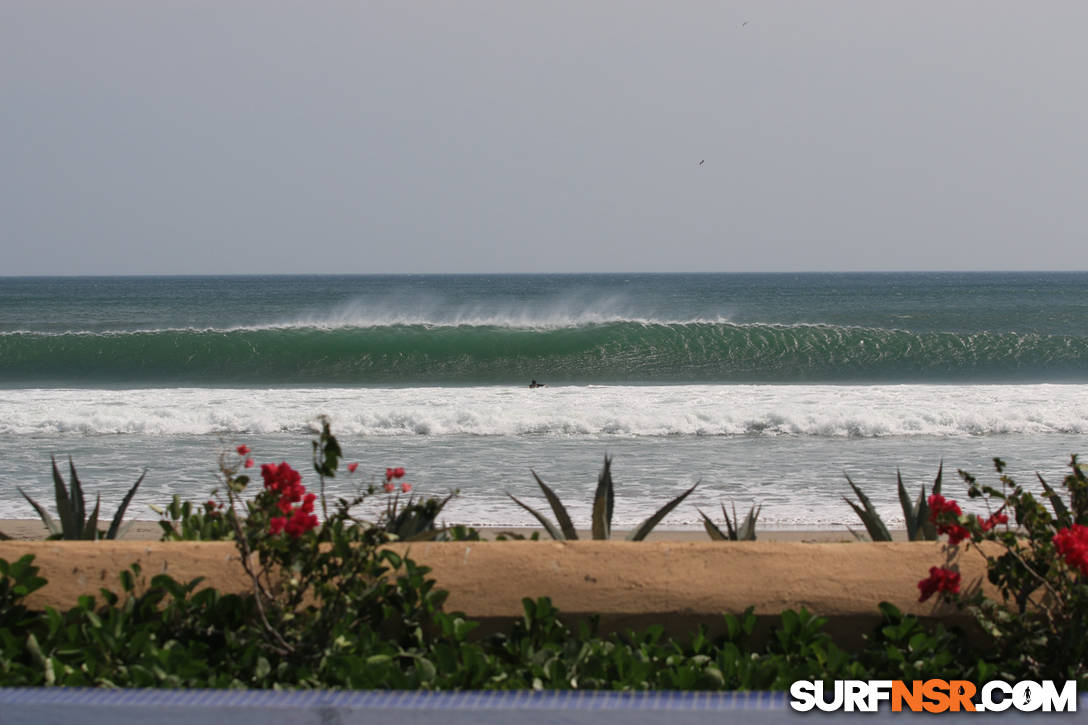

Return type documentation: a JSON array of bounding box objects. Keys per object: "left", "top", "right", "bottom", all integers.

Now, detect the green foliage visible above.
[
  {"left": 16, "top": 457, "right": 145, "bottom": 540},
  {"left": 5, "top": 547, "right": 984, "bottom": 691},
  {"left": 0, "top": 555, "right": 46, "bottom": 627},
  {"left": 699, "top": 502, "right": 761, "bottom": 541},
  {"left": 311, "top": 414, "right": 342, "bottom": 520},
  {"left": 381, "top": 491, "right": 458, "bottom": 541},
  {"left": 899, "top": 463, "right": 943, "bottom": 541},
  {"left": 153, "top": 495, "right": 236, "bottom": 541},
  {"left": 6, "top": 426, "right": 1070, "bottom": 690},
  {"left": 939, "top": 455, "right": 1088, "bottom": 684},
  {"left": 507, "top": 456, "right": 699, "bottom": 541},
  {"left": 844, "top": 464, "right": 943, "bottom": 541},
  {"left": 435, "top": 524, "right": 485, "bottom": 542},
  {"left": 844, "top": 474, "right": 892, "bottom": 541},
  {"left": 858, "top": 603, "right": 985, "bottom": 682}
]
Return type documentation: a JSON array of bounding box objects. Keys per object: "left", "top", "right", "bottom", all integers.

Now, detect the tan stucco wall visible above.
[{"left": 0, "top": 540, "right": 991, "bottom": 646}]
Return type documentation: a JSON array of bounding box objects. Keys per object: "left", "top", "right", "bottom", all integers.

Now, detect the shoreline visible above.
[{"left": 0, "top": 519, "right": 890, "bottom": 543}]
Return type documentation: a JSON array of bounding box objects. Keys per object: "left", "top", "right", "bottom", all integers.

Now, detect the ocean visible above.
[{"left": 1, "top": 273, "right": 1086, "bottom": 531}]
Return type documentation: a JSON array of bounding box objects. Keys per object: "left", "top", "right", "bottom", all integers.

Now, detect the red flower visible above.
[
  {"left": 928, "top": 494, "right": 962, "bottom": 520},
  {"left": 261, "top": 462, "right": 300, "bottom": 492},
  {"left": 283, "top": 508, "right": 319, "bottom": 538},
  {"left": 347, "top": 462, "right": 358, "bottom": 473},
  {"left": 259, "top": 461, "right": 313, "bottom": 522},
  {"left": 918, "top": 566, "right": 961, "bottom": 602},
  {"left": 393, "top": 467, "right": 406, "bottom": 479},
  {"left": 383, "top": 482, "right": 395, "bottom": 493},
  {"left": 236, "top": 445, "right": 250, "bottom": 456},
  {"left": 245, "top": 458, "right": 254, "bottom": 469},
  {"left": 978, "top": 512, "right": 1008, "bottom": 532},
  {"left": 929, "top": 494, "right": 970, "bottom": 545},
  {"left": 1054, "top": 525, "right": 1088, "bottom": 577},
  {"left": 267, "top": 490, "right": 319, "bottom": 539},
  {"left": 401, "top": 482, "right": 412, "bottom": 493},
  {"left": 944, "top": 523, "right": 971, "bottom": 545}
]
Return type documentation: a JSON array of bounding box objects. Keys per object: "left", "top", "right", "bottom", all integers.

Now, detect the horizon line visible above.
[{"left": 2, "top": 269, "right": 1086, "bottom": 279}]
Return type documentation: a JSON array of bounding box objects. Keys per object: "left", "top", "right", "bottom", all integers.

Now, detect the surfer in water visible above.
[{"left": 529, "top": 379, "right": 545, "bottom": 389}]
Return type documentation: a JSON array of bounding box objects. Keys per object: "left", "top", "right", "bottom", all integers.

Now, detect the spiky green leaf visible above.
[
  {"left": 1037, "top": 472, "right": 1070, "bottom": 527},
  {"left": 68, "top": 457, "right": 87, "bottom": 534},
  {"left": 82, "top": 494, "right": 101, "bottom": 540},
  {"left": 699, "top": 508, "right": 729, "bottom": 541},
  {"left": 627, "top": 481, "right": 699, "bottom": 541},
  {"left": 16, "top": 487, "right": 61, "bottom": 537},
  {"left": 531, "top": 471, "right": 578, "bottom": 540},
  {"left": 723, "top": 503, "right": 738, "bottom": 540},
  {"left": 844, "top": 475, "right": 892, "bottom": 541},
  {"left": 916, "top": 484, "right": 935, "bottom": 541},
  {"left": 51, "top": 456, "right": 78, "bottom": 539},
  {"left": 591, "top": 456, "right": 614, "bottom": 540},
  {"left": 106, "top": 470, "right": 146, "bottom": 540},
  {"left": 737, "top": 503, "right": 762, "bottom": 541},
  {"left": 896, "top": 470, "right": 919, "bottom": 541},
  {"left": 506, "top": 493, "right": 565, "bottom": 540},
  {"left": 919, "top": 461, "right": 943, "bottom": 540}
]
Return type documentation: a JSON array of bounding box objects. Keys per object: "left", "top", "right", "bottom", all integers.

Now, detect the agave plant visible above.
[
  {"left": 844, "top": 462, "right": 943, "bottom": 542},
  {"left": 16, "top": 457, "right": 145, "bottom": 540},
  {"left": 507, "top": 456, "right": 698, "bottom": 541},
  {"left": 699, "top": 501, "right": 762, "bottom": 541},
  {"left": 383, "top": 491, "right": 457, "bottom": 541}
]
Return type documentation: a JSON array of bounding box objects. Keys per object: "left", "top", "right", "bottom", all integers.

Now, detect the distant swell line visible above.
[{"left": 1, "top": 322, "right": 1086, "bottom": 383}]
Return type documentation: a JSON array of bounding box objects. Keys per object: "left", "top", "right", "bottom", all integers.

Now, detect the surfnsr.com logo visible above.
[{"left": 789, "top": 679, "right": 1077, "bottom": 713}]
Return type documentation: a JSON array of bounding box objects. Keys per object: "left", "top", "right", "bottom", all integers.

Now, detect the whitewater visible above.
[
  {"left": 1, "top": 273, "right": 1085, "bottom": 532},
  {"left": 2, "top": 384, "right": 1086, "bottom": 438}
]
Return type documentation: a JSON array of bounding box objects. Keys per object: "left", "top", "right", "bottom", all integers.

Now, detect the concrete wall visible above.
[{"left": 0, "top": 540, "right": 991, "bottom": 647}]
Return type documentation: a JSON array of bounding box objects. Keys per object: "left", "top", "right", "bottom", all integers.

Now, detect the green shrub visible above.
[
  {"left": 153, "top": 495, "right": 236, "bottom": 541},
  {"left": 0, "top": 547, "right": 991, "bottom": 691},
  {"left": 922, "top": 455, "right": 1088, "bottom": 685},
  {"left": 507, "top": 456, "right": 698, "bottom": 541}
]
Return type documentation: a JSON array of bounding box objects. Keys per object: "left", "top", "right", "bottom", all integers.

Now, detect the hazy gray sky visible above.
[{"left": 2, "top": 1, "right": 1087, "bottom": 274}]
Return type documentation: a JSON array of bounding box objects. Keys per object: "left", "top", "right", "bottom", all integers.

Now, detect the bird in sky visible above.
[{"left": 699, "top": 160, "right": 705, "bottom": 165}]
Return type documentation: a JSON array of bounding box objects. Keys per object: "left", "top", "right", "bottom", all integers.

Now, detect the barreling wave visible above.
[{"left": 2, "top": 322, "right": 1087, "bottom": 384}]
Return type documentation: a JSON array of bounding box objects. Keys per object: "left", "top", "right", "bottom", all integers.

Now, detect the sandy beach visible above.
[{"left": 0, "top": 519, "right": 883, "bottom": 543}]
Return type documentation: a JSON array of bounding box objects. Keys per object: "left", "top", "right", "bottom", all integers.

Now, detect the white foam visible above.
[
  {"left": 284, "top": 293, "right": 711, "bottom": 329},
  {"left": 0, "top": 317, "right": 732, "bottom": 336},
  {"left": 1, "top": 384, "right": 1086, "bottom": 438}
]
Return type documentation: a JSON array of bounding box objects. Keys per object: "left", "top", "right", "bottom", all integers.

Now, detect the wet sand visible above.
[{"left": 0, "top": 519, "right": 888, "bottom": 543}]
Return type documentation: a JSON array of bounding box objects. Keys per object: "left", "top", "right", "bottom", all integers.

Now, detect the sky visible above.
[{"left": 2, "top": 1, "right": 1087, "bottom": 275}]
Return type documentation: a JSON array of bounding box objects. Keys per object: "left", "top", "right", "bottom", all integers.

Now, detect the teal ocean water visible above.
[{"left": 1, "top": 273, "right": 1086, "bottom": 529}]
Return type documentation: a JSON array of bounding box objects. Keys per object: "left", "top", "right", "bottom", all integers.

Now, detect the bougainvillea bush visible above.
[
  {"left": 214, "top": 418, "right": 457, "bottom": 669},
  {"left": 924, "top": 456, "right": 1088, "bottom": 683}
]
